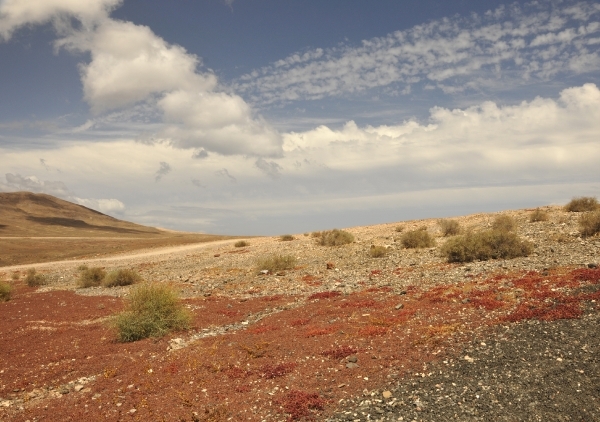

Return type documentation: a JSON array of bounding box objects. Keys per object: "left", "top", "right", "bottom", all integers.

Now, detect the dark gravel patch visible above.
[{"left": 328, "top": 311, "right": 600, "bottom": 422}]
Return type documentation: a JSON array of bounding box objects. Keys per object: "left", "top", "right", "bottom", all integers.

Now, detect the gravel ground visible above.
[{"left": 327, "top": 311, "right": 600, "bottom": 422}]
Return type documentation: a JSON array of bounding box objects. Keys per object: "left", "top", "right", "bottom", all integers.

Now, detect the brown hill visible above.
[{"left": 0, "top": 191, "right": 161, "bottom": 237}]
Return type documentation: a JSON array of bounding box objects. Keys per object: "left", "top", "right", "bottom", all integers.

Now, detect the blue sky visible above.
[{"left": 1, "top": 0, "right": 599, "bottom": 235}]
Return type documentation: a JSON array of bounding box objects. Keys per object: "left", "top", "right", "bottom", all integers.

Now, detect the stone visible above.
[
  {"left": 588, "top": 263, "right": 598, "bottom": 268},
  {"left": 346, "top": 362, "right": 359, "bottom": 369},
  {"left": 74, "top": 384, "right": 84, "bottom": 392},
  {"left": 327, "top": 262, "right": 336, "bottom": 270},
  {"left": 347, "top": 355, "right": 358, "bottom": 363},
  {"left": 382, "top": 391, "right": 392, "bottom": 399},
  {"left": 394, "top": 303, "right": 404, "bottom": 310}
]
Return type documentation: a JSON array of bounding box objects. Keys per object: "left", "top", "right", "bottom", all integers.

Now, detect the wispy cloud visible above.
[
  {"left": 215, "top": 168, "right": 236, "bottom": 183},
  {"left": 235, "top": 1, "right": 600, "bottom": 105},
  {"left": 255, "top": 158, "right": 282, "bottom": 179},
  {"left": 155, "top": 161, "right": 171, "bottom": 182}
]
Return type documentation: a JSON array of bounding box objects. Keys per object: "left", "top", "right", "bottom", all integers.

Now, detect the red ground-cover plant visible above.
[
  {"left": 260, "top": 362, "right": 297, "bottom": 379},
  {"left": 225, "top": 366, "right": 253, "bottom": 379},
  {"left": 571, "top": 268, "right": 600, "bottom": 283},
  {"left": 308, "top": 291, "right": 341, "bottom": 300},
  {"left": 467, "top": 289, "right": 506, "bottom": 311},
  {"left": 358, "top": 326, "right": 388, "bottom": 336},
  {"left": 320, "top": 345, "right": 358, "bottom": 360},
  {"left": 276, "top": 390, "right": 326, "bottom": 421},
  {"left": 340, "top": 299, "right": 378, "bottom": 308},
  {"left": 304, "top": 326, "right": 338, "bottom": 337},
  {"left": 262, "top": 295, "right": 285, "bottom": 302},
  {"left": 370, "top": 270, "right": 382, "bottom": 276},
  {"left": 248, "top": 325, "right": 280, "bottom": 334},
  {"left": 290, "top": 318, "right": 311, "bottom": 327}
]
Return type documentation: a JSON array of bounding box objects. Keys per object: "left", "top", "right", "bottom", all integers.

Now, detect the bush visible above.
[
  {"left": 102, "top": 269, "right": 142, "bottom": 287},
  {"left": 256, "top": 254, "right": 297, "bottom": 274},
  {"left": 11, "top": 272, "right": 20, "bottom": 281},
  {"left": 492, "top": 215, "right": 517, "bottom": 232},
  {"left": 529, "top": 208, "right": 549, "bottom": 222},
  {"left": 77, "top": 264, "right": 89, "bottom": 271},
  {"left": 395, "top": 226, "right": 404, "bottom": 233},
  {"left": 25, "top": 268, "right": 46, "bottom": 287},
  {"left": 401, "top": 228, "right": 435, "bottom": 248},
  {"left": 234, "top": 240, "right": 249, "bottom": 247},
  {"left": 0, "top": 281, "right": 12, "bottom": 302},
  {"left": 579, "top": 210, "right": 600, "bottom": 237},
  {"left": 438, "top": 219, "right": 461, "bottom": 236},
  {"left": 319, "top": 229, "right": 354, "bottom": 246},
  {"left": 565, "top": 196, "right": 599, "bottom": 212},
  {"left": 78, "top": 267, "right": 106, "bottom": 288},
  {"left": 280, "top": 234, "right": 295, "bottom": 241},
  {"left": 440, "top": 230, "right": 533, "bottom": 263},
  {"left": 369, "top": 245, "right": 387, "bottom": 258},
  {"left": 310, "top": 231, "right": 322, "bottom": 238},
  {"left": 112, "top": 283, "right": 191, "bottom": 342}
]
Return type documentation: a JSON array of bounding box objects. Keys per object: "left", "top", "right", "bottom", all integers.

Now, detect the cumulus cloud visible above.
[
  {"left": 255, "top": 158, "right": 282, "bottom": 179},
  {"left": 155, "top": 161, "right": 171, "bottom": 182},
  {"left": 236, "top": 1, "right": 600, "bottom": 104},
  {"left": 0, "top": 0, "right": 283, "bottom": 157}
]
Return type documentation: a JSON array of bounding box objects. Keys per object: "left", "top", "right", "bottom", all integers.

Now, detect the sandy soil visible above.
[{"left": 1, "top": 205, "right": 599, "bottom": 421}]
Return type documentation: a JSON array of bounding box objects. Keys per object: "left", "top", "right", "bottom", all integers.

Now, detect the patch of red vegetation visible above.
[
  {"left": 275, "top": 390, "right": 326, "bottom": 421},
  {"left": 370, "top": 270, "right": 382, "bottom": 276},
  {"left": 260, "top": 362, "right": 297, "bottom": 379},
  {"left": 340, "top": 299, "right": 379, "bottom": 308},
  {"left": 308, "top": 291, "right": 341, "bottom": 300},
  {"left": 304, "top": 326, "right": 338, "bottom": 337},
  {"left": 358, "top": 326, "right": 388, "bottom": 336},
  {"left": 247, "top": 325, "right": 279, "bottom": 335},
  {"left": 320, "top": 346, "right": 358, "bottom": 360},
  {"left": 290, "top": 318, "right": 310, "bottom": 327}
]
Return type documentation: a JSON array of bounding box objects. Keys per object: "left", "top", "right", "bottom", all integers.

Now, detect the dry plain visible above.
[{"left": 1, "top": 192, "right": 599, "bottom": 421}]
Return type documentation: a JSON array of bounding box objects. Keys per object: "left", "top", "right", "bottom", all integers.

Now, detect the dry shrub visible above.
[
  {"left": 395, "top": 225, "right": 404, "bottom": 232},
  {"left": 11, "top": 272, "right": 20, "bottom": 281},
  {"left": 77, "top": 264, "right": 88, "bottom": 271},
  {"left": 529, "top": 208, "right": 549, "bottom": 222},
  {"left": 112, "top": 283, "right": 191, "bottom": 342},
  {"left": 256, "top": 254, "right": 297, "bottom": 274},
  {"left": 280, "top": 234, "right": 295, "bottom": 241},
  {"left": 234, "top": 240, "right": 249, "bottom": 247},
  {"left": 318, "top": 229, "right": 354, "bottom": 246},
  {"left": 492, "top": 215, "right": 517, "bottom": 232},
  {"left": 0, "top": 281, "right": 12, "bottom": 302},
  {"left": 310, "top": 231, "right": 322, "bottom": 238},
  {"left": 440, "top": 230, "right": 533, "bottom": 263},
  {"left": 401, "top": 228, "right": 435, "bottom": 248},
  {"left": 369, "top": 245, "right": 387, "bottom": 258},
  {"left": 102, "top": 269, "right": 142, "bottom": 287},
  {"left": 565, "top": 196, "right": 599, "bottom": 212},
  {"left": 579, "top": 210, "right": 600, "bottom": 237},
  {"left": 78, "top": 267, "right": 106, "bottom": 288},
  {"left": 438, "top": 219, "right": 461, "bottom": 236},
  {"left": 277, "top": 390, "right": 325, "bottom": 421},
  {"left": 25, "top": 268, "right": 46, "bottom": 287}
]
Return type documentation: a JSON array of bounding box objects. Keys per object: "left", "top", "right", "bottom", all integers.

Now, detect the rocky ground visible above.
[{"left": 0, "top": 205, "right": 599, "bottom": 421}]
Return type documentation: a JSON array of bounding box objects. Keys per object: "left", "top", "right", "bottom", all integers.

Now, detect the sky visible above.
[{"left": 0, "top": 0, "right": 599, "bottom": 235}]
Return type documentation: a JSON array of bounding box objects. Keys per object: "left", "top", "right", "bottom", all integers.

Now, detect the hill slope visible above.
[{"left": 0, "top": 191, "right": 160, "bottom": 237}]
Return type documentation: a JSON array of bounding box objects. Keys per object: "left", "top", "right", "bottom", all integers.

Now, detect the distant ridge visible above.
[{"left": 0, "top": 191, "right": 161, "bottom": 237}]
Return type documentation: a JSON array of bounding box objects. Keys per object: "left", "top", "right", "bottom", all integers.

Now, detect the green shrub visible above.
[
  {"left": 579, "top": 210, "right": 600, "bottom": 237},
  {"left": 112, "top": 283, "right": 191, "bottom": 342},
  {"left": 440, "top": 230, "right": 533, "bottom": 263},
  {"left": 492, "top": 215, "right": 517, "bottom": 232},
  {"left": 78, "top": 267, "right": 106, "bottom": 288},
  {"left": 438, "top": 219, "right": 461, "bottom": 236},
  {"left": 319, "top": 229, "right": 354, "bottom": 246},
  {"left": 565, "top": 196, "right": 599, "bottom": 212},
  {"left": 234, "top": 240, "right": 249, "bottom": 247},
  {"left": 256, "top": 254, "right": 297, "bottom": 274},
  {"left": 529, "top": 208, "right": 549, "bottom": 222},
  {"left": 102, "top": 269, "right": 142, "bottom": 287},
  {"left": 369, "top": 245, "right": 387, "bottom": 258},
  {"left": 401, "top": 228, "right": 435, "bottom": 248},
  {"left": 280, "top": 234, "right": 295, "bottom": 241},
  {"left": 0, "top": 281, "right": 12, "bottom": 302},
  {"left": 25, "top": 268, "right": 46, "bottom": 287}
]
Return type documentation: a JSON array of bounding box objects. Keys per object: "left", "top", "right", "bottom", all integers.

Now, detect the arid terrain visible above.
[{"left": 1, "top": 193, "right": 599, "bottom": 421}]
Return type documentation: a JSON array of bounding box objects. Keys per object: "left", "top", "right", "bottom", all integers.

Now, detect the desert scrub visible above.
[
  {"left": 25, "top": 268, "right": 46, "bottom": 287},
  {"left": 11, "top": 272, "right": 19, "bottom": 281},
  {"left": 395, "top": 225, "right": 404, "bottom": 232},
  {"left": 280, "top": 234, "right": 295, "bottom": 241},
  {"left": 565, "top": 196, "right": 599, "bottom": 212},
  {"left": 78, "top": 267, "right": 106, "bottom": 288},
  {"left": 310, "top": 231, "right": 322, "bottom": 238},
  {"left": 234, "top": 240, "right": 249, "bottom": 247},
  {"left": 369, "top": 245, "right": 387, "bottom": 258},
  {"left": 318, "top": 229, "right": 354, "bottom": 246},
  {"left": 529, "top": 208, "right": 549, "bottom": 222},
  {"left": 102, "top": 269, "right": 142, "bottom": 287},
  {"left": 401, "top": 228, "right": 435, "bottom": 248},
  {"left": 492, "top": 215, "right": 517, "bottom": 232},
  {"left": 579, "top": 210, "right": 600, "bottom": 237},
  {"left": 440, "top": 230, "right": 533, "bottom": 263},
  {"left": 77, "top": 264, "right": 89, "bottom": 271},
  {"left": 256, "top": 254, "right": 297, "bottom": 274},
  {"left": 112, "top": 283, "right": 191, "bottom": 342},
  {"left": 0, "top": 281, "right": 12, "bottom": 301},
  {"left": 438, "top": 219, "right": 461, "bottom": 236}
]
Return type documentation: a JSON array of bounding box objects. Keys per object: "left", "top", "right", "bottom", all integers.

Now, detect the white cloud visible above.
[
  {"left": 255, "top": 158, "right": 282, "bottom": 179},
  {"left": 1, "top": 0, "right": 283, "bottom": 157},
  {"left": 74, "top": 197, "right": 125, "bottom": 213},
  {"left": 0, "top": 0, "right": 121, "bottom": 40},
  {"left": 236, "top": 1, "right": 600, "bottom": 104}
]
